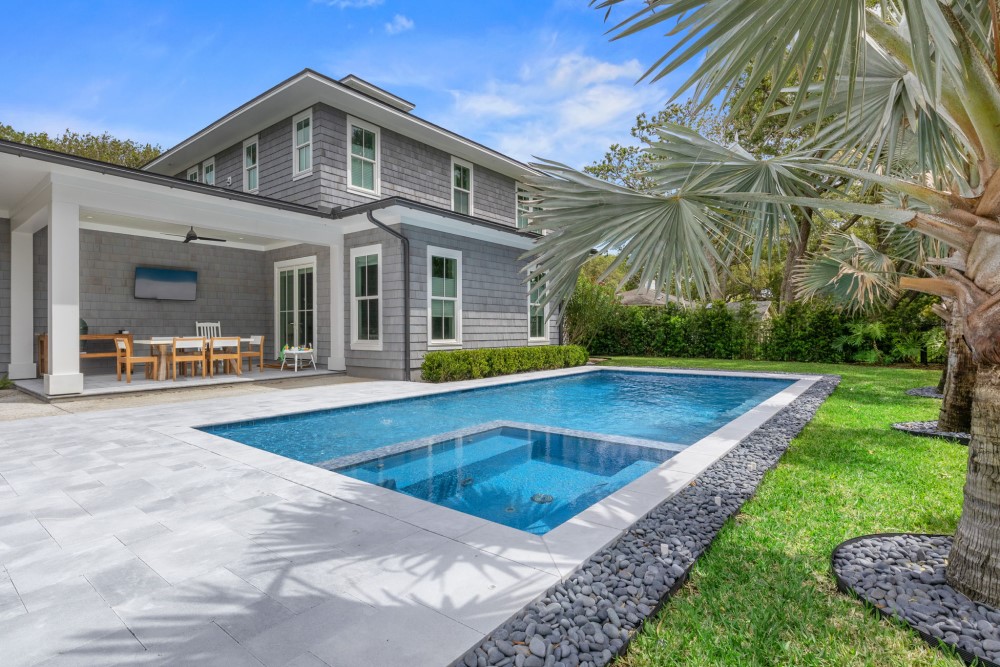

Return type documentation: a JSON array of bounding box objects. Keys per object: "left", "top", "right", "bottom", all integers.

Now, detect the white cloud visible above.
[
  {"left": 384, "top": 14, "right": 414, "bottom": 35},
  {"left": 313, "top": 0, "right": 383, "bottom": 8},
  {"left": 442, "top": 51, "right": 667, "bottom": 168}
]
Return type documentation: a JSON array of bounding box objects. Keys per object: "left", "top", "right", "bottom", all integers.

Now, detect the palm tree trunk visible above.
[
  {"left": 938, "top": 364, "right": 948, "bottom": 394},
  {"left": 780, "top": 214, "right": 812, "bottom": 309},
  {"left": 947, "top": 363, "right": 1000, "bottom": 606},
  {"left": 939, "top": 312, "right": 977, "bottom": 433}
]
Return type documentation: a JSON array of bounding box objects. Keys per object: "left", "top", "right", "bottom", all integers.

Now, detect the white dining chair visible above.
[{"left": 195, "top": 321, "right": 221, "bottom": 338}]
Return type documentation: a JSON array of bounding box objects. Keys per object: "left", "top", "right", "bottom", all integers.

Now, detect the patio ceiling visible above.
[{"left": 79, "top": 209, "right": 297, "bottom": 251}]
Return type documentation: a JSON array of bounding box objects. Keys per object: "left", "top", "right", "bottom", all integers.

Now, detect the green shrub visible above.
[
  {"left": 0, "top": 374, "right": 13, "bottom": 390},
  {"left": 421, "top": 345, "right": 589, "bottom": 382}
]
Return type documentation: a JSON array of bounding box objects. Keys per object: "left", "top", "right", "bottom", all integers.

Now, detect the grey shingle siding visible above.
[
  {"left": 343, "top": 224, "right": 551, "bottom": 380},
  {"left": 0, "top": 219, "right": 9, "bottom": 374},
  {"left": 192, "top": 102, "right": 522, "bottom": 227}
]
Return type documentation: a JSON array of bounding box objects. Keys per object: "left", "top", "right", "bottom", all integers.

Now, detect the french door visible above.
[{"left": 275, "top": 258, "right": 315, "bottom": 355}]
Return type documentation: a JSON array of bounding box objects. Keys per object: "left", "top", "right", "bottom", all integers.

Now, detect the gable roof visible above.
[{"left": 143, "top": 69, "right": 538, "bottom": 180}]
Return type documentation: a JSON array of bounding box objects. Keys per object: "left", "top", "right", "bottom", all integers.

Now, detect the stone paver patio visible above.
[{"left": 0, "top": 367, "right": 819, "bottom": 666}]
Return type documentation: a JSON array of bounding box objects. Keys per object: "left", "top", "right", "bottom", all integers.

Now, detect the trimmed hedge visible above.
[{"left": 421, "top": 345, "right": 589, "bottom": 382}]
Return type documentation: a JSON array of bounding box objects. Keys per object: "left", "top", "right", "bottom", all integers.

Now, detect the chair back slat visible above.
[
  {"left": 173, "top": 337, "right": 206, "bottom": 352},
  {"left": 211, "top": 337, "right": 240, "bottom": 349},
  {"left": 195, "top": 321, "right": 222, "bottom": 338}
]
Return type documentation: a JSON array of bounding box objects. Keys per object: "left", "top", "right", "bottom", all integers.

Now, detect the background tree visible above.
[
  {"left": 0, "top": 123, "right": 161, "bottom": 168},
  {"left": 525, "top": 0, "right": 1000, "bottom": 606}
]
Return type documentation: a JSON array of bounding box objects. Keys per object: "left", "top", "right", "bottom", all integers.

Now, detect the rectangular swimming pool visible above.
[{"left": 200, "top": 369, "right": 795, "bottom": 533}]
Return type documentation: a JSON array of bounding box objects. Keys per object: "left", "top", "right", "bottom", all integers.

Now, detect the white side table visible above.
[{"left": 281, "top": 348, "right": 316, "bottom": 372}]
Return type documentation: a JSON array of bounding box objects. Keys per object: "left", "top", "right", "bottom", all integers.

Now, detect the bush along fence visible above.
[
  {"left": 421, "top": 345, "right": 589, "bottom": 382},
  {"left": 564, "top": 278, "right": 946, "bottom": 365}
]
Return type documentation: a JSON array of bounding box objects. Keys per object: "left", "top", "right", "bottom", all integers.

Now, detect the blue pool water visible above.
[
  {"left": 339, "top": 426, "right": 676, "bottom": 534},
  {"left": 202, "top": 370, "right": 793, "bottom": 465}
]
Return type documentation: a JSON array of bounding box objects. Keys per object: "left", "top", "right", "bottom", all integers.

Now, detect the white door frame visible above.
[{"left": 273, "top": 255, "right": 318, "bottom": 358}]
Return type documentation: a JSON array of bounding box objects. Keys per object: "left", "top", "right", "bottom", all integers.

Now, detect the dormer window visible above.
[
  {"left": 202, "top": 158, "right": 215, "bottom": 186},
  {"left": 451, "top": 158, "right": 472, "bottom": 215},
  {"left": 243, "top": 136, "right": 259, "bottom": 193},
  {"left": 186, "top": 166, "right": 199, "bottom": 182},
  {"left": 293, "top": 109, "right": 313, "bottom": 178}
]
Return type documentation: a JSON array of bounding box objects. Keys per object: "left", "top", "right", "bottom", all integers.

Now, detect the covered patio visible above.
[{"left": 0, "top": 142, "right": 347, "bottom": 397}]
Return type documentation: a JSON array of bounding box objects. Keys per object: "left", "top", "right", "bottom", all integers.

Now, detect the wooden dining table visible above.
[{"left": 134, "top": 338, "right": 252, "bottom": 381}]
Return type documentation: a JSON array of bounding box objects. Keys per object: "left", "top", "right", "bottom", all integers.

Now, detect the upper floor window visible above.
[
  {"left": 243, "top": 136, "right": 259, "bottom": 193},
  {"left": 293, "top": 110, "right": 313, "bottom": 178},
  {"left": 186, "top": 166, "right": 199, "bottom": 182},
  {"left": 348, "top": 117, "right": 379, "bottom": 195},
  {"left": 452, "top": 158, "right": 473, "bottom": 215},
  {"left": 428, "top": 246, "right": 461, "bottom": 345},
  {"left": 350, "top": 244, "right": 382, "bottom": 350},
  {"left": 202, "top": 158, "right": 215, "bottom": 186},
  {"left": 516, "top": 183, "right": 534, "bottom": 229}
]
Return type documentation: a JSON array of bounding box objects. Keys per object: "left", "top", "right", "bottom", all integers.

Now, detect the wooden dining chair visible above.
[
  {"left": 115, "top": 337, "right": 158, "bottom": 384},
  {"left": 241, "top": 335, "right": 266, "bottom": 373},
  {"left": 172, "top": 337, "right": 207, "bottom": 380},
  {"left": 209, "top": 337, "right": 242, "bottom": 377}
]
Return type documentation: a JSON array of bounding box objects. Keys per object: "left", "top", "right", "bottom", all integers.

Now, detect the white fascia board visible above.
[
  {"left": 46, "top": 169, "right": 342, "bottom": 246},
  {"left": 336, "top": 205, "right": 537, "bottom": 250}
]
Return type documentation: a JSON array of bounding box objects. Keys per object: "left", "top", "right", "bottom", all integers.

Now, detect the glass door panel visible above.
[{"left": 276, "top": 263, "right": 316, "bottom": 355}]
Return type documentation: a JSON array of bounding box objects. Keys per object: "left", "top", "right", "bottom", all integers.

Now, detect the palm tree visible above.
[{"left": 525, "top": 1, "right": 1000, "bottom": 606}]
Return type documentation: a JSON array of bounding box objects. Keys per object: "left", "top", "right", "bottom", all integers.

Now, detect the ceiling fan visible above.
[{"left": 164, "top": 226, "right": 227, "bottom": 244}]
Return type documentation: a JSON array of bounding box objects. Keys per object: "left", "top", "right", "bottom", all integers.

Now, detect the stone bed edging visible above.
[
  {"left": 906, "top": 386, "right": 944, "bottom": 399},
  {"left": 451, "top": 375, "right": 840, "bottom": 667},
  {"left": 892, "top": 420, "right": 971, "bottom": 446},
  {"left": 832, "top": 533, "right": 1000, "bottom": 667}
]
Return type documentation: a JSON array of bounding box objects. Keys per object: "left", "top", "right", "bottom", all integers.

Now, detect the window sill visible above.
[
  {"left": 428, "top": 342, "right": 462, "bottom": 350},
  {"left": 351, "top": 340, "right": 383, "bottom": 352},
  {"left": 292, "top": 169, "right": 314, "bottom": 181},
  {"left": 528, "top": 338, "right": 550, "bottom": 346},
  {"left": 244, "top": 189, "right": 259, "bottom": 195},
  {"left": 348, "top": 186, "right": 380, "bottom": 200}
]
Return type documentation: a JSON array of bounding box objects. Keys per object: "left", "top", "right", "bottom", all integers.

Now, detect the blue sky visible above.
[{"left": 0, "top": 1, "right": 692, "bottom": 169}]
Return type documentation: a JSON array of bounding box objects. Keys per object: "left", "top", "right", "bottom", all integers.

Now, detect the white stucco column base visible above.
[
  {"left": 44, "top": 372, "right": 84, "bottom": 395},
  {"left": 327, "top": 356, "right": 346, "bottom": 371},
  {"left": 8, "top": 362, "right": 38, "bottom": 380}
]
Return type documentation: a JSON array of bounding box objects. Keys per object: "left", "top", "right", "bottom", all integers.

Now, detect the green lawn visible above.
[{"left": 600, "top": 358, "right": 967, "bottom": 667}]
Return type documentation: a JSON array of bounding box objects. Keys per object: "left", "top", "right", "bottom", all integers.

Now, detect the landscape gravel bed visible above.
[
  {"left": 906, "top": 386, "right": 944, "bottom": 399},
  {"left": 832, "top": 533, "right": 1000, "bottom": 667},
  {"left": 892, "top": 420, "right": 971, "bottom": 445},
  {"left": 452, "top": 375, "right": 839, "bottom": 667}
]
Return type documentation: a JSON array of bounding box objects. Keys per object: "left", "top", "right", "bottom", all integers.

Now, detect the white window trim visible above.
[
  {"left": 273, "top": 255, "right": 318, "bottom": 359},
  {"left": 349, "top": 244, "right": 383, "bottom": 351},
  {"left": 516, "top": 181, "right": 533, "bottom": 229},
  {"left": 201, "top": 157, "right": 216, "bottom": 186},
  {"left": 346, "top": 116, "right": 381, "bottom": 198},
  {"left": 527, "top": 273, "right": 550, "bottom": 344},
  {"left": 292, "top": 108, "right": 313, "bottom": 180},
  {"left": 451, "top": 157, "right": 474, "bottom": 216},
  {"left": 243, "top": 135, "right": 259, "bottom": 193},
  {"left": 426, "top": 245, "right": 462, "bottom": 348},
  {"left": 186, "top": 166, "right": 199, "bottom": 182}
]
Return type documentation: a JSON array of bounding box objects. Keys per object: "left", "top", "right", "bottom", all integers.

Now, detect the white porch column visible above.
[
  {"left": 43, "top": 198, "right": 83, "bottom": 395},
  {"left": 7, "top": 230, "right": 37, "bottom": 379},
  {"left": 328, "top": 241, "right": 346, "bottom": 371}
]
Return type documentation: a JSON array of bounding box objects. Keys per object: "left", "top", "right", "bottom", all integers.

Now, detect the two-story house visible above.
[{"left": 0, "top": 69, "right": 551, "bottom": 395}]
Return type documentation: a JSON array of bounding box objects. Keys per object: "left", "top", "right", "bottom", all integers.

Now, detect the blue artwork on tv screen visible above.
[{"left": 134, "top": 266, "right": 198, "bottom": 301}]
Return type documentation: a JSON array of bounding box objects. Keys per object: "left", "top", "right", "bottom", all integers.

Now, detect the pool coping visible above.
[{"left": 166, "top": 365, "right": 822, "bottom": 582}]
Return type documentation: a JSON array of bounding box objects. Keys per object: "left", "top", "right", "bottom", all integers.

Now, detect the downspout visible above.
[{"left": 365, "top": 211, "right": 412, "bottom": 381}]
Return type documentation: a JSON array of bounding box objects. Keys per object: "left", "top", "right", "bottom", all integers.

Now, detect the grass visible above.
[{"left": 600, "top": 357, "right": 967, "bottom": 667}]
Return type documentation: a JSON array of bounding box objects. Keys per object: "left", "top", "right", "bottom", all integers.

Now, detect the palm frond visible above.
[{"left": 794, "top": 232, "right": 899, "bottom": 309}]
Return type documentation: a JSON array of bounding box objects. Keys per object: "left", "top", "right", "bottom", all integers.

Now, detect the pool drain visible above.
[
  {"left": 531, "top": 493, "right": 554, "bottom": 504},
  {"left": 460, "top": 478, "right": 474, "bottom": 487},
  {"left": 505, "top": 506, "right": 516, "bottom": 513}
]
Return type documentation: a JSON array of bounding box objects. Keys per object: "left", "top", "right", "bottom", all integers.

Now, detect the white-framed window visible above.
[
  {"left": 186, "top": 166, "right": 199, "bottom": 182},
  {"left": 347, "top": 117, "right": 380, "bottom": 196},
  {"left": 451, "top": 157, "right": 473, "bottom": 215},
  {"left": 350, "top": 244, "right": 382, "bottom": 351},
  {"left": 516, "top": 182, "right": 535, "bottom": 229},
  {"left": 427, "top": 246, "right": 462, "bottom": 346},
  {"left": 528, "top": 274, "right": 549, "bottom": 342},
  {"left": 292, "top": 109, "right": 313, "bottom": 178},
  {"left": 243, "top": 135, "right": 259, "bottom": 193},
  {"left": 201, "top": 158, "right": 215, "bottom": 186}
]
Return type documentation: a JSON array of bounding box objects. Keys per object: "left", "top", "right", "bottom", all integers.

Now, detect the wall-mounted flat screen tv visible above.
[{"left": 135, "top": 266, "right": 198, "bottom": 301}]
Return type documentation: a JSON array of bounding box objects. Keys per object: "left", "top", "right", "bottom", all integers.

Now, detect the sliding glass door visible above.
[{"left": 275, "top": 258, "right": 316, "bottom": 354}]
